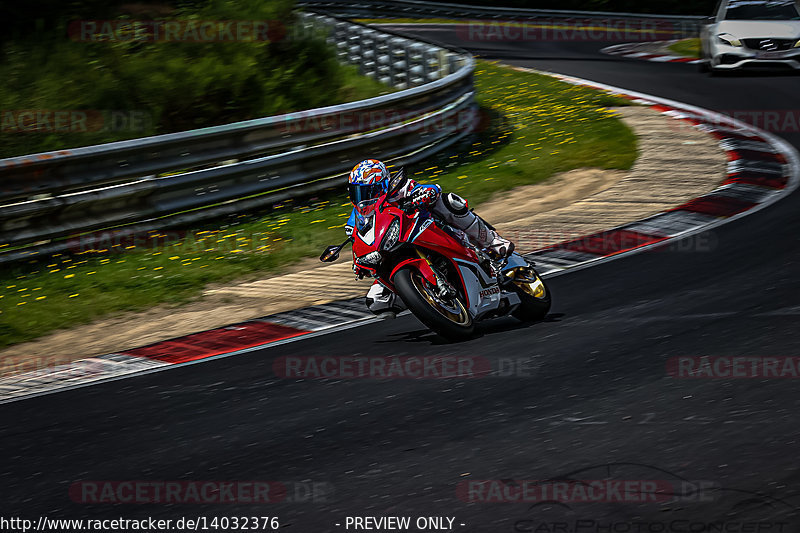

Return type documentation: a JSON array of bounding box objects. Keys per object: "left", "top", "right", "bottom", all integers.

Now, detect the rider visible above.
[{"left": 345, "top": 159, "right": 514, "bottom": 319}]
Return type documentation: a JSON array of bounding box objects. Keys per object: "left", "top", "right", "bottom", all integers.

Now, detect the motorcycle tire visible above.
[
  {"left": 510, "top": 267, "right": 552, "bottom": 322},
  {"left": 393, "top": 267, "right": 474, "bottom": 341}
]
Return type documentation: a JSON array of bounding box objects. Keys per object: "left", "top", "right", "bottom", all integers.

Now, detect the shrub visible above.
[{"left": 0, "top": 0, "right": 388, "bottom": 157}]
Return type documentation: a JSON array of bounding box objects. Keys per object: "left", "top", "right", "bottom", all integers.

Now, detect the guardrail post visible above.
[
  {"left": 407, "top": 42, "right": 423, "bottom": 86},
  {"left": 376, "top": 34, "right": 392, "bottom": 85},
  {"left": 425, "top": 46, "right": 442, "bottom": 82},
  {"left": 390, "top": 37, "right": 409, "bottom": 89},
  {"left": 446, "top": 52, "right": 460, "bottom": 77},
  {"left": 347, "top": 24, "right": 362, "bottom": 65},
  {"left": 334, "top": 21, "right": 349, "bottom": 63},
  {"left": 360, "top": 28, "right": 378, "bottom": 79}
]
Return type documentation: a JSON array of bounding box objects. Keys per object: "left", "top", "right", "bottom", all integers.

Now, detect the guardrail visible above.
[
  {"left": 297, "top": 0, "right": 705, "bottom": 38},
  {"left": 0, "top": 13, "right": 476, "bottom": 264}
]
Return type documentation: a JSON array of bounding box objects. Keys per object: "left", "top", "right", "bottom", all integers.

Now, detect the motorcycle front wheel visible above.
[{"left": 393, "top": 267, "right": 474, "bottom": 341}]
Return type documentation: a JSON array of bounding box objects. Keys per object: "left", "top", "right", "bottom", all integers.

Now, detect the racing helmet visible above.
[{"left": 348, "top": 159, "right": 389, "bottom": 205}]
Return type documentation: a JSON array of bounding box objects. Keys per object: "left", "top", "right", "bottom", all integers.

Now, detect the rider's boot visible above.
[
  {"left": 366, "top": 282, "right": 405, "bottom": 318},
  {"left": 462, "top": 216, "right": 515, "bottom": 260},
  {"left": 439, "top": 193, "right": 514, "bottom": 260}
]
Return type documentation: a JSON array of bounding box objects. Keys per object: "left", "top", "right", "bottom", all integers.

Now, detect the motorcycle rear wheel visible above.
[
  {"left": 393, "top": 267, "right": 474, "bottom": 341},
  {"left": 508, "top": 266, "right": 552, "bottom": 322}
]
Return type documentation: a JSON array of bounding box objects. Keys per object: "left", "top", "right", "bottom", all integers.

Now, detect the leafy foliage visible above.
[{"left": 0, "top": 0, "right": 389, "bottom": 157}]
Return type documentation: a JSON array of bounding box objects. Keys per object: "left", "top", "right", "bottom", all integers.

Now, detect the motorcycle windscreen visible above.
[
  {"left": 356, "top": 198, "right": 379, "bottom": 216},
  {"left": 354, "top": 199, "right": 379, "bottom": 244}
]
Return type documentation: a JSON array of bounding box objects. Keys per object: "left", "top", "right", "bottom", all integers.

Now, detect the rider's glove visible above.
[
  {"left": 410, "top": 187, "right": 439, "bottom": 208},
  {"left": 353, "top": 263, "right": 369, "bottom": 279}
]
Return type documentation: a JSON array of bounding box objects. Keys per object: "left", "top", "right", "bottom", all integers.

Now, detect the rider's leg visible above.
[
  {"left": 433, "top": 192, "right": 514, "bottom": 258},
  {"left": 365, "top": 281, "right": 407, "bottom": 319}
]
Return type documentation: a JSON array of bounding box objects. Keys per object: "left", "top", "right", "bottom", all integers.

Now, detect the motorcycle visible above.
[{"left": 320, "top": 170, "right": 551, "bottom": 340}]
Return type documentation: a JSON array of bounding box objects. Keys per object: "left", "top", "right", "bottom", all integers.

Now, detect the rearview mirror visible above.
[
  {"left": 319, "top": 237, "right": 353, "bottom": 262},
  {"left": 320, "top": 245, "right": 341, "bottom": 263},
  {"left": 387, "top": 167, "right": 408, "bottom": 196}
]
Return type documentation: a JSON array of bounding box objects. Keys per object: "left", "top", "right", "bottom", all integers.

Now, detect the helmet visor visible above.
[{"left": 348, "top": 182, "right": 385, "bottom": 205}]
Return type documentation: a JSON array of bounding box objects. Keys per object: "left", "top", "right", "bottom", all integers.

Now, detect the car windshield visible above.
[{"left": 724, "top": 1, "right": 800, "bottom": 20}]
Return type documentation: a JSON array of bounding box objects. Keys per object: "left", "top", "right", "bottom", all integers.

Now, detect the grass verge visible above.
[
  {"left": 0, "top": 61, "right": 637, "bottom": 349},
  {"left": 668, "top": 38, "right": 702, "bottom": 59}
]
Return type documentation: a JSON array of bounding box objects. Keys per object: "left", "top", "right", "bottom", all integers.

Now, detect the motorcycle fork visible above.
[{"left": 416, "top": 249, "right": 457, "bottom": 299}]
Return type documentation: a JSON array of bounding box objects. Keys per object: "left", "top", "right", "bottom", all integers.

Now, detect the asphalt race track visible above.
[{"left": 3, "top": 27, "right": 800, "bottom": 532}]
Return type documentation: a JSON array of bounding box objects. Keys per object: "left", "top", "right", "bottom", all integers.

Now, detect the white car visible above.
[{"left": 701, "top": 0, "right": 800, "bottom": 73}]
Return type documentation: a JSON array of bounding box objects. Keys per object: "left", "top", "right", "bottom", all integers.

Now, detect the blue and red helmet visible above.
[{"left": 348, "top": 159, "right": 389, "bottom": 205}]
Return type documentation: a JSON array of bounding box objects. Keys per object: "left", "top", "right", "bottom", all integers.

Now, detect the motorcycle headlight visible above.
[
  {"left": 717, "top": 33, "right": 742, "bottom": 47},
  {"left": 381, "top": 218, "right": 401, "bottom": 251},
  {"left": 356, "top": 251, "right": 383, "bottom": 267}
]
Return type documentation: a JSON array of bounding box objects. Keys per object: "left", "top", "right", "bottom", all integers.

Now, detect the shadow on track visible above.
[{"left": 378, "top": 313, "right": 564, "bottom": 345}]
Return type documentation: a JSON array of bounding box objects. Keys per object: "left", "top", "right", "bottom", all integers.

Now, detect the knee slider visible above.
[{"left": 442, "top": 193, "right": 469, "bottom": 216}]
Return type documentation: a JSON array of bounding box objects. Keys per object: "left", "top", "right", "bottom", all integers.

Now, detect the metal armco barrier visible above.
[
  {"left": 297, "top": 0, "right": 705, "bottom": 38},
  {"left": 313, "top": 16, "right": 461, "bottom": 88},
  {"left": 0, "top": 13, "right": 475, "bottom": 263}
]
